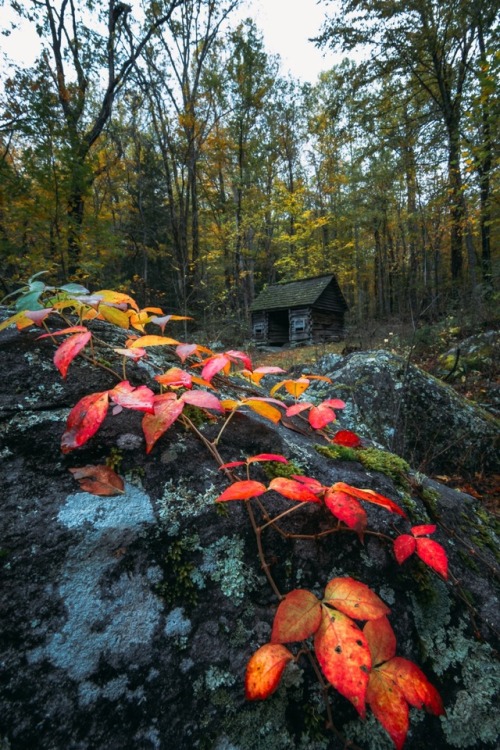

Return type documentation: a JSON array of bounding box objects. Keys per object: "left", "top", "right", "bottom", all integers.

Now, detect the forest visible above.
[{"left": 0, "top": 0, "right": 498, "bottom": 336}]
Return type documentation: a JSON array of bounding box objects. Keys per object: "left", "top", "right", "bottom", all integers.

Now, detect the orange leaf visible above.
[
  {"left": 215, "top": 480, "right": 267, "bottom": 502},
  {"left": 53, "top": 331, "right": 92, "bottom": 378},
  {"left": 61, "top": 391, "right": 109, "bottom": 453},
  {"left": 155, "top": 368, "right": 193, "bottom": 388},
  {"left": 142, "top": 394, "right": 184, "bottom": 453},
  {"left": 269, "top": 477, "right": 321, "bottom": 504},
  {"left": 363, "top": 616, "right": 397, "bottom": 667},
  {"left": 245, "top": 643, "right": 294, "bottom": 700},
  {"left": 271, "top": 589, "right": 322, "bottom": 643},
  {"left": 323, "top": 577, "right": 390, "bottom": 620},
  {"left": 314, "top": 606, "right": 371, "bottom": 717},
  {"left": 69, "top": 465, "right": 124, "bottom": 496},
  {"left": 367, "top": 667, "right": 409, "bottom": 750},
  {"left": 415, "top": 538, "right": 448, "bottom": 579},
  {"left": 324, "top": 490, "right": 367, "bottom": 535},
  {"left": 331, "top": 482, "right": 407, "bottom": 518},
  {"left": 380, "top": 657, "right": 444, "bottom": 715}
]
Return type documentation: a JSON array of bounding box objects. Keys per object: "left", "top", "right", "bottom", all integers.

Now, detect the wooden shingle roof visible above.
[{"left": 251, "top": 274, "right": 347, "bottom": 312}]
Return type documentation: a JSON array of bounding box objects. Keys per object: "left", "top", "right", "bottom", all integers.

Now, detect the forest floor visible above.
[{"left": 251, "top": 315, "right": 500, "bottom": 515}]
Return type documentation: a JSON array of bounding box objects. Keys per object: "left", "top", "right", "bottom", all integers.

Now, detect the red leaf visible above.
[
  {"left": 215, "top": 480, "right": 267, "bottom": 502},
  {"left": 61, "top": 391, "right": 109, "bottom": 453},
  {"left": 381, "top": 657, "right": 445, "bottom": 715},
  {"left": 286, "top": 402, "right": 312, "bottom": 417},
  {"left": 367, "top": 668, "right": 409, "bottom": 750},
  {"left": 324, "top": 490, "right": 367, "bottom": 535},
  {"left": 109, "top": 381, "right": 155, "bottom": 413},
  {"left": 114, "top": 347, "right": 147, "bottom": 361},
  {"left": 411, "top": 524, "right": 437, "bottom": 537},
  {"left": 314, "top": 607, "right": 371, "bottom": 717},
  {"left": 25, "top": 308, "right": 53, "bottom": 326},
  {"left": 54, "top": 331, "right": 92, "bottom": 378},
  {"left": 415, "top": 538, "right": 448, "bottom": 579},
  {"left": 245, "top": 643, "right": 294, "bottom": 700},
  {"left": 271, "top": 590, "right": 322, "bottom": 643},
  {"left": 226, "top": 349, "right": 253, "bottom": 370},
  {"left": 142, "top": 394, "right": 184, "bottom": 453},
  {"left": 331, "top": 482, "right": 407, "bottom": 518},
  {"left": 393, "top": 535, "right": 416, "bottom": 565},
  {"left": 175, "top": 343, "right": 199, "bottom": 363},
  {"left": 308, "top": 403, "right": 336, "bottom": 429},
  {"left": 247, "top": 453, "right": 288, "bottom": 465},
  {"left": 332, "top": 429, "right": 362, "bottom": 447},
  {"left": 290, "top": 475, "right": 325, "bottom": 495},
  {"left": 363, "top": 616, "right": 397, "bottom": 667},
  {"left": 218, "top": 460, "right": 247, "bottom": 470},
  {"left": 69, "top": 465, "right": 124, "bottom": 496},
  {"left": 322, "top": 398, "right": 346, "bottom": 409},
  {"left": 269, "top": 477, "right": 321, "bottom": 504},
  {"left": 201, "top": 354, "right": 230, "bottom": 382},
  {"left": 37, "top": 325, "right": 88, "bottom": 339},
  {"left": 180, "top": 390, "right": 223, "bottom": 411},
  {"left": 323, "top": 577, "right": 390, "bottom": 620}
]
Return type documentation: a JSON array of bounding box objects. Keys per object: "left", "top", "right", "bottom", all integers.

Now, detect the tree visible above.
[
  {"left": 317, "top": 0, "right": 490, "bottom": 284},
  {"left": 2, "top": 0, "right": 184, "bottom": 277}
]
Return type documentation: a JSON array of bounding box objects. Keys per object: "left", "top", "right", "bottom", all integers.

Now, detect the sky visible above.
[
  {"left": 235, "top": 0, "right": 338, "bottom": 83},
  {"left": 0, "top": 0, "right": 338, "bottom": 84}
]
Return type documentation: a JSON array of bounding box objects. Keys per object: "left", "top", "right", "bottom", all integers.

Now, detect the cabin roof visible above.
[{"left": 250, "top": 274, "right": 348, "bottom": 312}]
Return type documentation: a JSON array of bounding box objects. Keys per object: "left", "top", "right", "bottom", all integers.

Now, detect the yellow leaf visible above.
[
  {"left": 129, "top": 335, "right": 179, "bottom": 348},
  {"left": 98, "top": 305, "right": 131, "bottom": 329}
]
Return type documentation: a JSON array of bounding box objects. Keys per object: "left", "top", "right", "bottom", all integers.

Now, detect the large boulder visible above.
[
  {"left": 311, "top": 350, "right": 499, "bottom": 477},
  {"left": 1, "top": 314, "right": 499, "bottom": 750}
]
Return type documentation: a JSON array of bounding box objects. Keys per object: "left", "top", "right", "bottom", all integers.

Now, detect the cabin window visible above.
[
  {"left": 253, "top": 322, "right": 265, "bottom": 337},
  {"left": 291, "top": 316, "right": 307, "bottom": 333}
]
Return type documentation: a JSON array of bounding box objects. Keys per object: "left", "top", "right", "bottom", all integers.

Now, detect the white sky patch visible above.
[
  {"left": 1, "top": 0, "right": 341, "bottom": 83},
  {"left": 236, "top": 0, "right": 340, "bottom": 82}
]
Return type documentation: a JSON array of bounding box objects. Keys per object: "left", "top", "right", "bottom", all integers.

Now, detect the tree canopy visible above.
[{"left": 0, "top": 0, "right": 498, "bottom": 327}]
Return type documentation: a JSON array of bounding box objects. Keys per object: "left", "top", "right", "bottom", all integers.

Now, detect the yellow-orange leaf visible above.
[
  {"left": 245, "top": 644, "right": 294, "bottom": 700},
  {"left": 314, "top": 606, "right": 371, "bottom": 717},
  {"left": 94, "top": 289, "right": 139, "bottom": 311},
  {"left": 323, "top": 577, "right": 390, "bottom": 620},
  {"left": 367, "top": 667, "right": 409, "bottom": 750},
  {"left": 244, "top": 399, "right": 282, "bottom": 423},
  {"left": 271, "top": 589, "right": 322, "bottom": 643},
  {"left": 363, "top": 616, "right": 397, "bottom": 667}
]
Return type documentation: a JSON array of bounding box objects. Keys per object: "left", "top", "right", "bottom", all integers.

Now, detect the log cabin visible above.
[{"left": 250, "top": 274, "right": 348, "bottom": 346}]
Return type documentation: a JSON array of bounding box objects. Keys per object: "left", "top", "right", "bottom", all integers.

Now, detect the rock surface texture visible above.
[
  {"left": 313, "top": 349, "right": 499, "bottom": 476},
  {"left": 1, "top": 314, "right": 499, "bottom": 750}
]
